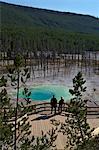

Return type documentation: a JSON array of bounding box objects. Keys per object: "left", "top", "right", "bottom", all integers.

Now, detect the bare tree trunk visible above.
[{"left": 14, "top": 70, "right": 19, "bottom": 150}]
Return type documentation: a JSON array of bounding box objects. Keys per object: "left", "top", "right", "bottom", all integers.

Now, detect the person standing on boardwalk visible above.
[
  {"left": 50, "top": 95, "right": 57, "bottom": 114},
  {"left": 58, "top": 97, "right": 64, "bottom": 113}
]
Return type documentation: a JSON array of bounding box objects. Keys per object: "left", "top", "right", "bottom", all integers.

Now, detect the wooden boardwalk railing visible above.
[
  {"left": 25, "top": 102, "right": 99, "bottom": 116},
  {"left": 1, "top": 102, "right": 99, "bottom": 118}
]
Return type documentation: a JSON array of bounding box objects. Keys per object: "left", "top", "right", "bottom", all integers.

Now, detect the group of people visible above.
[{"left": 50, "top": 95, "right": 64, "bottom": 114}]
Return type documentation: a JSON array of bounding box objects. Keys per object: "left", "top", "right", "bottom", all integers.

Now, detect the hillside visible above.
[
  {"left": 0, "top": 2, "right": 99, "bottom": 53},
  {"left": 0, "top": 1, "right": 99, "bottom": 34}
]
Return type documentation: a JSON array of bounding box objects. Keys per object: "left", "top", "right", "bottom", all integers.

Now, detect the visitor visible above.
[
  {"left": 58, "top": 97, "right": 64, "bottom": 113},
  {"left": 50, "top": 95, "right": 57, "bottom": 114}
]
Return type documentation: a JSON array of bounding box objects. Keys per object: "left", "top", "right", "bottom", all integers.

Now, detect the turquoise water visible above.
[{"left": 19, "top": 85, "right": 72, "bottom": 101}]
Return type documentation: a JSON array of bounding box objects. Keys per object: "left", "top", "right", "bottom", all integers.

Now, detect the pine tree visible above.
[
  {"left": 6, "top": 54, "right": 57, "bottom": 150},
  {"left": 7, "top": 54, "right": 31, "bottom": 149},
  {"left": 59, "top": 72, "right": 94, "bottom": 150},
  {"left": 0, "top": 76, "right": 14, "bottom": 149}
]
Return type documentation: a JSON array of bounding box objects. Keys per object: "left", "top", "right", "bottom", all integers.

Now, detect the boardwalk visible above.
[{"left": 26, "top": 102, "right": 99, "bottom": 150}]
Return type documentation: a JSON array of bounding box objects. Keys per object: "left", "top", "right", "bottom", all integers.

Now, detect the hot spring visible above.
[{"left": 19, "top": 85, "right": 72, "bottom": 101}]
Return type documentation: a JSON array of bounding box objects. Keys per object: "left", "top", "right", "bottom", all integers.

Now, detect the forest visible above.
[{"left": 0, "top": 2, "right": 99, "bottom": 55}]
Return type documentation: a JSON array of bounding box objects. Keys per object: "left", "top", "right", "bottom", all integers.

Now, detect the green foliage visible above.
[
  {"left": 69, "top": 72, "right": 86, "bottom": 97},
  {"left": 58, "top": 72, "right": 93, "bottom": 150},
  {"left": 1, "top": 2, "right": 99, "bottom": 34},
  {"left": 1, "top": 66, "right": 99, "bottom": 149},
  {"left": 7, "top": 55, "right": 32, "bottom": 149},
  {"left": 0, "top": 79, "right": 14, "bottom": 149},
  {"left": 1, "top": 54, "right": 57, "bottom": 150},
  {"left": 0, "top": 76, "right": 7, "bottom": 87},
  {"left": 0, "top": 2, "right": 99, "bottom": 54},
  {"left": 22, "top": 88, "right": 31, "bottom": 104},
  {"left": 65, "top": 72, "right": 92, "bottom": 149},
  {"left": 7, "top": 54, "right": 30, "bottom": 88},
  {"left": 77, "top": 135, "right": 99, "bottom": 150},
  {"left": 19, "top": 127, "right": 57, "bottom": 150},
  {"left": 14, "top": 54, "right": 24, "bottom": 69}
]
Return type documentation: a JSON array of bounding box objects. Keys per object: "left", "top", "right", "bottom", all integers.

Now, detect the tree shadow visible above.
[{"left": 31, "top": 113, "right": 58, "bottom": 121}]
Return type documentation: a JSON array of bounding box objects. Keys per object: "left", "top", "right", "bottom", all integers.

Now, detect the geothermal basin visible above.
[{"left": 19, "top": 85, "right": 72, "bottom": 102}]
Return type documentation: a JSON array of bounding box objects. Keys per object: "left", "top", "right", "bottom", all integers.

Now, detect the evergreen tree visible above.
[
  {"left": 59, "top": 72, "right": 94, "bottom": 149},
  {"left": 50, "top": 72, "right": 99, "bottom": 149},
  {"left": 7, "top": 54, "right": 31, "bottom": 150},
  {"left": 0, "top": 76, "right": 14, "bottom": 149},
  {"left": 0, "top": 54, "right": 57, "bottom": 150}
]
